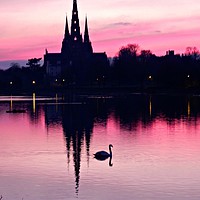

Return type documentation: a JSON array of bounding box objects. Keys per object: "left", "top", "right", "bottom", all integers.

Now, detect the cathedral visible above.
[{"left": 44, "top": 0, "right": 108, "bottom": 85}]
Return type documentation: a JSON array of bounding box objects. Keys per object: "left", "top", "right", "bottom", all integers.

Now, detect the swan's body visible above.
[{"left": 94, "top": 144, "right": 113, "bottom": 160}]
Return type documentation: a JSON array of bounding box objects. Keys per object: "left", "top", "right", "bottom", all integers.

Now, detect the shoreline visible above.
[{"left": 0, "top": 85, "right": 200, "bottom": 97}]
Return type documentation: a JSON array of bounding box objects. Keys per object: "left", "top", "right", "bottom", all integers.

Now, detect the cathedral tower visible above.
[
  {"left": 45, "top": 0, "right": 108, "bottom": 85},
  {"left": 61, "top": 0, "right": 93, "bottom": 56}
]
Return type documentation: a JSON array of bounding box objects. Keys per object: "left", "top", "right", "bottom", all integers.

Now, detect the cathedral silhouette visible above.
[{"left": 44, "top": 0, "right": 108, "bottom": 85}]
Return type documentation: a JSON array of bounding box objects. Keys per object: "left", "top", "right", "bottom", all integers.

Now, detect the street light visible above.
[
  {"left": 10, "top": 81, "right": 13, "bottom": 85},
  {"left": 32, "top": 80, "right": 36, "bottom": 84}
]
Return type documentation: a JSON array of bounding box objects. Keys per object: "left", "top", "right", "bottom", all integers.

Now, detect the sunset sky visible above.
[{"left": 1, "top": 0, "right": 200, "bottom": 67}]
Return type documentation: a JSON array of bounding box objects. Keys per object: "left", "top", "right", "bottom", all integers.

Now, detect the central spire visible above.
[
  {"left": 71, "top": 0, "right": 81, "bottom": 42},
  {"left": 73, "top": 0, "right": 78, "bottom": 11},
  {"left": 61, "top": 0, "right": 93, "bottom": 55}
]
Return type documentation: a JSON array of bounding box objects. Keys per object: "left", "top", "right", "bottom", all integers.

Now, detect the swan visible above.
[{"left": 94, "top": 144, "right": 113, "bottom": 160}]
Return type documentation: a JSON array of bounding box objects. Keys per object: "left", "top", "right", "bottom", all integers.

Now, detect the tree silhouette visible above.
[
  {"left": 118, "top": 44, "right": 140, "bottom": 59},
  {"left": 26, "top": 58, "right": 42, "bottom": 71},
  {"left": 185, "top": 47, "right": 199, "bottom": 60},
  {"left": 140, "top": 50, "right": 152, "bottom": 60}
]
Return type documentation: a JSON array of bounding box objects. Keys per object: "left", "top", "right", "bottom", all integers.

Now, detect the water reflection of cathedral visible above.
[{"left": 44, "top": 101, "right": 95, "bottom": 194}]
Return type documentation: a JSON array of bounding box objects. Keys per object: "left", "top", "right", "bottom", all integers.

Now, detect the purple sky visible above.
[{"left": 1, "top": 0, "right": 200, "bottom": 67}]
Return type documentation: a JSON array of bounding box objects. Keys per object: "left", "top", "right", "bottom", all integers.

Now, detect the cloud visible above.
[
  {"left": 109, "top": 22, "right": 132, "bottom": 27},
  {"left": 1, "top": 0, "right": 200, "bottom": 63}
]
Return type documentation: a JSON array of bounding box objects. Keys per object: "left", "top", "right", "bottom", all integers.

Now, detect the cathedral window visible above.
[
  {"left": 74, "top": 37, "right": 77, "bottom": 41},
  {"left": 74, "top": 28, "right": 76, "bottom": 32},
  {"left": 74, "top": 21, "right": 76, "bottom": 24},
  {"left": 74, "top": 12, "right": 76, "bottom": 15}
]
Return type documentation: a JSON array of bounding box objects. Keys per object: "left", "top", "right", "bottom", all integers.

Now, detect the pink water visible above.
[{"left": 0, "top": 94, "right": 200, "bottom": 200}]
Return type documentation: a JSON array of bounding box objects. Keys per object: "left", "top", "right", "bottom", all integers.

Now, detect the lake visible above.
[{"left": 1, "top": 93, "right": 200, "bottom": 200}]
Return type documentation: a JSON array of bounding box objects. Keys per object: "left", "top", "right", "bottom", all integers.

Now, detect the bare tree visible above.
[
  {"left": 118, "top": 44, "right": 140, "bottom": 58},
  {"left": 185, "top": 47, "right": 200, "bottom": 60}
]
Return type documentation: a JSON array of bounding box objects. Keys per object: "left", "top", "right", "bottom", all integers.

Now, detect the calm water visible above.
[{"left": 1, "top": 93, "right": 200, "bottom": 200}]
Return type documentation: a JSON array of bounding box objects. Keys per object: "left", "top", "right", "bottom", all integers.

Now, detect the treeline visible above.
[
  {"left": 107, "top": 44, "right": 200, "bottom": 89},
  {"left": 1, "top": 44, "right": 200, "bottom": 92},
  {"left": 0, "top": 58, "right": 45, "bottom": 92}
]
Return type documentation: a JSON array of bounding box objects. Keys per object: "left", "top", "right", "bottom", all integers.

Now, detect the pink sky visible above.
[{"left": 0, "top": 0, "right": 200, "bottom": 66}]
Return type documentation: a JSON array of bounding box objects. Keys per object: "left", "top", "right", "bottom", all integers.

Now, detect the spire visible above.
[
  {"left": 83, "top": 16, "right": 93, "bottom": 53},
  {"left": 84, "top": 16, "right": 89, "bottom": 43},
  {"left": 73, "top": 0, "right": 78, "bottom": 12},
  {"left": 71, "top": 0, "right": 81, "bottom": 41},
  {"left": 61, "top": 14, "right": 70, "bottom": 54},
  {"left": 64, "top": 14, "right": 70, "bottom": 39}
]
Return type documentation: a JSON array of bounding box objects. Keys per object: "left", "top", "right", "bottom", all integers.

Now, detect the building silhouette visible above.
[{"left": 44, "top": 0, "right": 108, "bottom": 85}]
